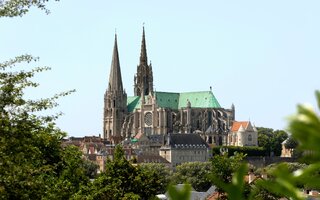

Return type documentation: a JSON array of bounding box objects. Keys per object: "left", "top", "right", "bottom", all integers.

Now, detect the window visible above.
[
  {"left": 144, "top": 112, "right": 153, "bottom": 126},
  {"left": 248, "top": 134, "right": 252, "bottom": 142}
]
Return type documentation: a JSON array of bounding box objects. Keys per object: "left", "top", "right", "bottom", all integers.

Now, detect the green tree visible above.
[
  {"left": 139, "top": 163, "right": 172, "bottom": 194},
  {"left": 257, "top": 127, "right": 288, "bottom": 156},
  {"left": 284, "top": 136, "right": 298, "bottom": 149},
  {"left": 0, "top": 55, "right": 89, "bottom": 199},
  {"left": 1, "top": 2, "right": 91, "bottom": 199},
  {"left": 209, "top": 153, "right": 246, "bottom": 199},
  {"left": 82, "top": 159, "right": 99, "bottom": 179},
  {"left": 271, "top": 130, "right": 288, "bottom": 156},
  {"left": 172, "top": 162, "right": 212, "bottom": 192}
]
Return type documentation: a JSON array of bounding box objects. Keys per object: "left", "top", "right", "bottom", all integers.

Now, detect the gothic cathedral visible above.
[{"left": 103, "top": 28, "right": 235, "bottom": 145}]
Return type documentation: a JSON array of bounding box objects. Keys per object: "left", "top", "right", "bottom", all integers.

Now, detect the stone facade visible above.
[
  {"left": 103, "top": 28, "right": 235, "bottom": 146},
  {"left": 159, "top": 133, "right": 210, "bottom": 167},
  {"left": 227, "top": 121, "right": 258, "bottom": 147}
]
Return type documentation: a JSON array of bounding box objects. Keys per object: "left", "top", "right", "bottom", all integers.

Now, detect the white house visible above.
[{"left": 228, "top": 121, "right": 258, "bottom": 147}]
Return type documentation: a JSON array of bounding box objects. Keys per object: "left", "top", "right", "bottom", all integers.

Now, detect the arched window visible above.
[{"left": 248, "top": 134, "right": 252, "bottom": 142}]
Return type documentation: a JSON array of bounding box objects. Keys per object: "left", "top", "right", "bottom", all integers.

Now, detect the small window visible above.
[{"left": 248, "top": 134, "right": 252, "bottom": 142}]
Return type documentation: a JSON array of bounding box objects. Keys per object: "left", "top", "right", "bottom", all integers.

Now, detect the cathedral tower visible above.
[
  {"left": 134, "top": 27, "right": 154, "bottom": 96},
  {"left": 103, "top": 34, "right": 127, "bottom": 144}
]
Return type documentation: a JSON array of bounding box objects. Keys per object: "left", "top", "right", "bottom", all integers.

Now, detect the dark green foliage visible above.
[
  {"left": 257, "top": 127, "right": 288, "bottom": 156},
  {"left": 83, "top": 159, "right": 99, "bottom": 179},
  {"left": 209, "top": 153, "right": 246, "bottom": 199},
  {"left": 172, "top": 162, "right": 212, "bottom": 192},
  {"left": 139, "top": 163, "right": 172, "bottom": 194},
  {"left": 284, "top": 136, "right": 299, "bottom": 150},
  {"left": 211, "top": 146, "right": 267, "bottom": 157}
]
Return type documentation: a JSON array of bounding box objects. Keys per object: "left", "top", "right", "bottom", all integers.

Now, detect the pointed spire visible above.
[
  {"left": 108, "top": 33, "right": 123, "bottom": 92},
  {"left": 139, "top": 26, "right": 148, "bottom": 65}
]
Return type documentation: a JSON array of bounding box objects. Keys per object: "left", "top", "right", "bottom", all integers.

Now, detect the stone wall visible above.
[{"left": 246, "top": 156, "right": 297, "bottom": 168}]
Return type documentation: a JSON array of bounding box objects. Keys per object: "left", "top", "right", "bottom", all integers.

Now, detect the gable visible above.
[{"left": 231, "top": 121, "right": 249, "bottom": 132}]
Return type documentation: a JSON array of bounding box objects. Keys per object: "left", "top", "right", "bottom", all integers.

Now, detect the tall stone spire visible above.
[
  {"left": 134, "top": 27, "right": 154, "bottom": 96},
  {"left": 103, "top": 33, "right": 127, "bottom": 144},
  {"left": 140, "top": 26, "right": 148, "bottom": 65},
  {"left": 108, "top": 33, "right": 123, "bottom": 92}
]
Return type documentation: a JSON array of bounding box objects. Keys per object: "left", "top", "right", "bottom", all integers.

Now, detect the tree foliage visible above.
[
  {"left": 209, "top": 153, "right": 246, "bottom": 199},
  {"left": 257, "top": 127, "right": 288, "bottom": 156},
  {"left": 172, "top": 162, "right": 212, "bottom": 192},
  {"left": 212, "top": 146, "right": 267, "bottom": 157},
  {"left": 284, "top": 136, "right": 299, "bottom": 150},
  {"left": 0, "top": 0, "right": 59, "bottom": 17},
  {"left": 139, "top": 163, "right": 172, "bottom": 194},
  {"left": 0, "top": 55, "right": 89, "bottom": 199}
]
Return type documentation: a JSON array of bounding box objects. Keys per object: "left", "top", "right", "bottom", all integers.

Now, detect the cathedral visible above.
[{"left": 103, "top": 28, "right": 236, "bottom": 145}]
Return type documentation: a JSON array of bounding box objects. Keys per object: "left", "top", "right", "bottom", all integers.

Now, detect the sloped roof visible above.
[
  {"left": 179, "top": 91, "right": 220, "bottom": 109},
  {"left": 127, "top": 96, "right": 141, "bottom": 112},
  {"left": 168, "top": 133, "right": 209, "bottom": 148},
  {"left": 231, "top": 121, "right": 249, "bottom": 132},
  {"left": 136, "top": 154, "right": 170, "bottom": 164},
  {"left": 126, "top": 90, "right": 221, "bottom": 111},
  {"left": 155, "top": 92, "right": 180, "bottom": 109}
]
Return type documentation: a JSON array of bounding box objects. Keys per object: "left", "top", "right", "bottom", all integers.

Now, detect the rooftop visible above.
[{"left": 127, "top": 90, "right": 221, "bottom": 112}]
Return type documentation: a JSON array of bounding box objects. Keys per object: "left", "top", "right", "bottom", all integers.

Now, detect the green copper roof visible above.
[
  {"left": 155, "top": 92, "right": 180, "bottom": 109},
  {"left": 127, "top": 96, "right": 141, "bottom": 112},
  {"left": 179, "top": 91, "right": 221, "bottom": 108},
  {"left": 126, "top": 90, "right": 221, "bottom": 111}
]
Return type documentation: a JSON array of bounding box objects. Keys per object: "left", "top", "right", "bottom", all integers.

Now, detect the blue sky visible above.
[{"left": 1, "top": 1, "right": 319, "bottom": 137}]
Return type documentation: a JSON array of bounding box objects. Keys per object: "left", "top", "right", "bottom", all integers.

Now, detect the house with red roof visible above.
[{"left": 228, "top": 121, "right": 258, "bottom": 146}]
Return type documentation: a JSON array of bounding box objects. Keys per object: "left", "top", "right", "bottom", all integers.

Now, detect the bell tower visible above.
[
  {"left": 103, "top": 34, "right": 127, "bottom": 144},
  {"left": 134, "top": 27, "right": 154, "bottom": 96}
]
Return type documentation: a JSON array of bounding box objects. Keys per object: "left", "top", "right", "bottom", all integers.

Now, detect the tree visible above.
[
  {"left": 1, "top": 2, "right": 91, "bottom": 199},
  {"left": 209, "top": 153, "right": 246, "bottom": 199},
  {"left": 139, "top": 163, "right": 172, "bottom": 194},
  {"left": 257, "top": 127, "right": 288, "bottom": 156},
  {"left": 0, "top": 55, "right": 89, "bottom": 199},
  {"left": 83, "top": 159, "right": 99, "bottom": 179},
  {"left": 284, "top": 136, "right": 298, "bottom": 149},
  {"left": 0, "top": 0, "right": 59, "bottom": 17},
  {"left": 172, "top": 162, "right": 212, "bottom": 192},
  {"left": 271, "top": 130, "right": 288, "bottom": 156}
]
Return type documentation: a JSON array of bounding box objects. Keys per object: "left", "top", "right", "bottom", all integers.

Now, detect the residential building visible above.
[{"left": 159, "top": 133, "right": 210, "bottom": 167}]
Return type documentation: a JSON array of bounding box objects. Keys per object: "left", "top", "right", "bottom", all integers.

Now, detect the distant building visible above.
[
  {"left": 103, "top": 27, "right": 234, "bottom": 146},
  {"left": 159, "top": 133, "right": 210, "bottom": 167},
  {"left": 281, "top": 138, "right": 294, "bottom": 158},
  {"left": 228, "top": 121, "right": 258, "bottom": 147}
]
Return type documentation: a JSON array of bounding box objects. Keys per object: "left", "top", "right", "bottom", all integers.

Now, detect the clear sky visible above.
[{"left": 1, "top": 1, "right": 319, "bottom": 137}]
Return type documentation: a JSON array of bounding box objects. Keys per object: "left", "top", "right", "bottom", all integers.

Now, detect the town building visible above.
[
  {"left": 227, "top": 121, "right": 258, "bottom": 147},
  {"left": 159, "top": 133, "right": 210, "bottom": 167}
]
